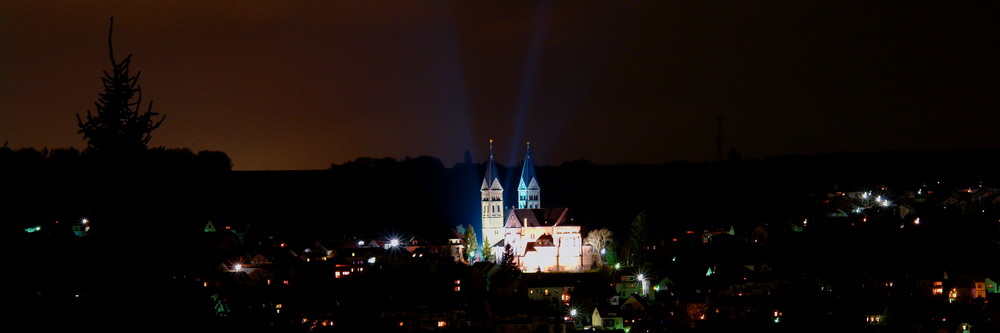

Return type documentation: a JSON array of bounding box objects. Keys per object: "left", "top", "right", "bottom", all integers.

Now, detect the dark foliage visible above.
[
  {"left": 500, "top": 244, "right": 517, "bottom": 271},
  {"left": 76, "top": 17, "right": 165, "bottom": 155}
]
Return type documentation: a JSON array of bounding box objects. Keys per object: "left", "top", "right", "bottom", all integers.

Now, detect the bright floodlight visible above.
[
  {"left": 358, "top": 240, "right": 364, "bottom": 246},
  {"left": 569, "top": 309, "right": 578, "bottom": 317},
  {"left": 234, "top": 264, "right": 243, "bottom": 271},
  {"left": 368, "top": 257, "right": 376, "bottom": 264},
  {"left": 637, "top": 274, "right": 645, "bottom": 281},
  {"left": 81, "top": 218, "right": 89, "bottom": 224},
  {"left": 614, "top": 263, "right": 621, "bottom": 270},
  {"left": 390, "top": 239, "right": 400, "bottom": 247}
]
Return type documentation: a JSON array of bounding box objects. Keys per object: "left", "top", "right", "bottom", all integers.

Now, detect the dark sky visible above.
[{"left": 2, "top": 1, "right": 998, "bottom": 170}]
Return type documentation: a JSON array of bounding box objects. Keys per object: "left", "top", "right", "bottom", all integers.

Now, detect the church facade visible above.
[{"left": 481, "top": 141, "right": 593, "bottom": 272}]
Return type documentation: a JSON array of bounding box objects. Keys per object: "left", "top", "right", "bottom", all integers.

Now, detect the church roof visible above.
[
  {"left": 482, "top": 139, "right": 502, "bottom": 190},
  {"left": 518, "top": 142, "right": 538, "bottom": 189},
  {"left": 505, "top": 208, "right": 570, "bottom": 228}
]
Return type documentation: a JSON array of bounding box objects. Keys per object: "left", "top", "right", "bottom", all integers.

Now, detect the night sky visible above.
[{"left": 2, "top": 1, "right": 998, "bottom": 170}]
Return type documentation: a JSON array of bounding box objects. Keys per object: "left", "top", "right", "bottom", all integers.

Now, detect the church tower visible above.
[
  {"left": 518, "top": 142, "right": 541, "bottom": 209},
  {"left": 481, "top": 139, "right": 505, "bottom": 247}
]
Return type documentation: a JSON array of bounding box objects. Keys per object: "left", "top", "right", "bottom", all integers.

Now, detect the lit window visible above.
[{"left": 437, "top": 321, "right": 446, "bottom": 327}]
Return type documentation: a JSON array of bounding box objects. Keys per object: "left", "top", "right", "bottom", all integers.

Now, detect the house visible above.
[
  {"left": 615, "top": 274, "right": 645, "bottom": 299},
  {"left": 448, "top": 237, "right": 464, "bottom": 262},
  {"left": 523, "top": 274, "right": 579, "bottom": 311},
  {"left": 527, "top": 285, "right": 573, "bottom": 305},
  {"left": 898, "top": 203, "right": 916, "bottom": 219},
  {"left": 940, "top": 196, "right": 960, "bottom": 207},
  {"left": 619, "top": 295, "right": 647, "bottom": 326},
  {"left": 218, "top": 253, "right": 273, "bottom": 284},
  {"left": 751, "top": 225, "right": 769, "bottom": 246},
  {"left": 932, "top": 273, "right": 990, "bottom": 304},
  {"left": 974, "top": 188, "right": 996, "bottom": 200},
  {"left": 591, "top": 306, "right": 624, "bottom": 330}
]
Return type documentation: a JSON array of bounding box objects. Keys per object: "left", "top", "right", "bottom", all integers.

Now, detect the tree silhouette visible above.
[
  {"left": 500, "top": 243, "right": 517, "bottom": 271},
  {"left": 627, "top": 211, "right": 649, "bottom": 266},
  {"left": 77, "top": 17, "right": 165, "bottom": 155}
]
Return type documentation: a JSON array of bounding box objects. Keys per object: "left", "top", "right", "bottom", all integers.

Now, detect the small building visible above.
[{"left": 591, "top": 306, "right": 624, "bottom": 330}]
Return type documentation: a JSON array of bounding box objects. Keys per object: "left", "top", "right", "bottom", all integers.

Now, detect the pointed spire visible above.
[
  {"left": 519, "top": 141, "right": 537, "bottom": 189},
  {"left": 482, "top": 139, "right": 501, "bottom": 190},
  {"left": 518, "top": 141, "right": 540, "bottom": 209}
]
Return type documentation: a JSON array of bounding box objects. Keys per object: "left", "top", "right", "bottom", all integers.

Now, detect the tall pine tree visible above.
[
  {"left": 481, "top": 240, "right": 495, "bottom": 262},
  {"left": 500, "top": 244, "right": 517, "bottom": 271},
  {"left": 77, "top": 17, "right": 165, "bottom": 155},
  {"left": 627, "top": 211, "right": 649, "bottom": 266},
  {"left": 463, "top": 224, "right": 478, "bottom": 263}
]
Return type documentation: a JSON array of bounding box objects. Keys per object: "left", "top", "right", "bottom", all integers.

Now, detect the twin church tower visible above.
[{"left": 481, "top": 140, "right": 540, "bottom": 247}]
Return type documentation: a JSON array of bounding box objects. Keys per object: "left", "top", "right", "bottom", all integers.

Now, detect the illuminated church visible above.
[{"left": 481, "top": 140, "right": 593, "bottom": 272}]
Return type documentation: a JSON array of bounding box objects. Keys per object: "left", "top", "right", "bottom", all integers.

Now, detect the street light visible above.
[{"left": 568, "top": 308, "right": 579, "bottom": 326}]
